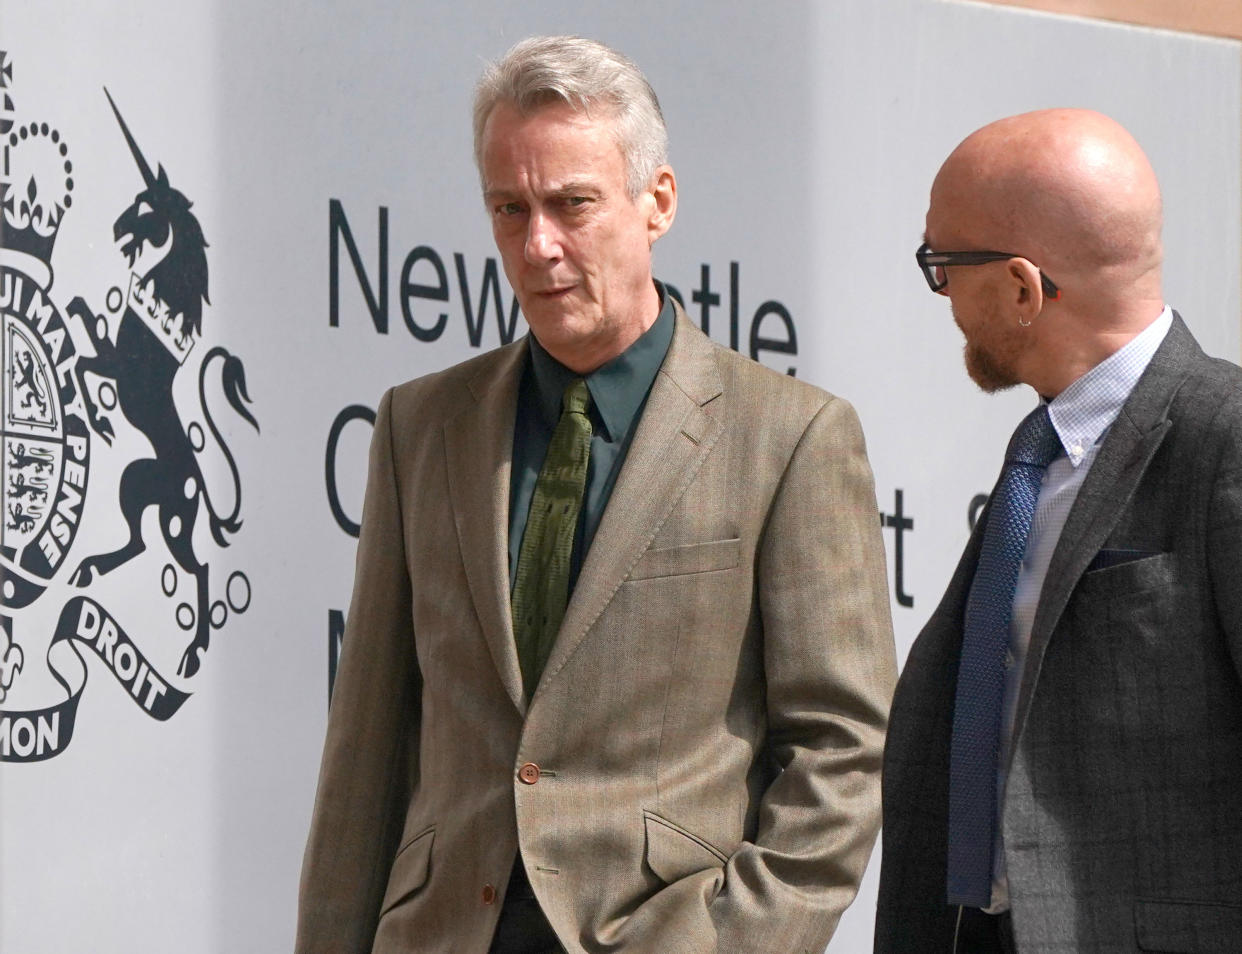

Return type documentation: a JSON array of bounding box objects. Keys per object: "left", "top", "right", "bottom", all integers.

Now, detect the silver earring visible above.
[{"left": 1018, "top": 315, "right": 1031, "bottom": 327}]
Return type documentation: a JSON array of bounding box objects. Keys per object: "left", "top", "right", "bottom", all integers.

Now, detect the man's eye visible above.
[
  {"left": 497, "top": 202, "right": 524, "bottom": 216},
  {"left": 566, "top": 196, "right": 589, "bottom": 207}
]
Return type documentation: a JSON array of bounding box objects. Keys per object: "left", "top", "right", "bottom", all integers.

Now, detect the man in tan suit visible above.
[{"left": 297, "top": 35, "right": 896, "bottom": 954}]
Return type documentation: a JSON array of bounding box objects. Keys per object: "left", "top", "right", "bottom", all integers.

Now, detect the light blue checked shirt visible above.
[{"left": 987, "top": 305, "right": 1173, "bottom": 913}]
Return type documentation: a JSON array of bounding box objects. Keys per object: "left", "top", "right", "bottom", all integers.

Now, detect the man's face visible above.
[
  {"left": 925, "top": 181, "right": 1029, "bottom": 393},
  {"left": 481, "top": 100, "right": 666, "bottom": 370}
]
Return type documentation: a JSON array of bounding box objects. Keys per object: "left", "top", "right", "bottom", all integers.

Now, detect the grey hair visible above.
[{"left": 473, "top": 35, "right": 669, "bottom": 199}]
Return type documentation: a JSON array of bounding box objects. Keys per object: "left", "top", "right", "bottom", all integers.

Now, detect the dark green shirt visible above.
[{"left": 507, "top": 282, "right": 675, "bottom": 591}]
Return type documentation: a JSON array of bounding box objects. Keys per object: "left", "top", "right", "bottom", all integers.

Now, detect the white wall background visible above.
[{"left": 0, "top": 1, "right": 1237, "bottom": 951}]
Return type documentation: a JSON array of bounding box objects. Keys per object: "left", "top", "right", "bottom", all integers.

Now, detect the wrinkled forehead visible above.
[
  {"left": 479, "top": 99, "right": 629, "bottom": 196},
  {"left": 485, "top": 97, "right": 624, "bottom": 164},
  {"left": 490, "top": 90, "right": 622, "bottom": 134},
  {"left": 485, "top": 97, "right": 620, "bottom": 151}
]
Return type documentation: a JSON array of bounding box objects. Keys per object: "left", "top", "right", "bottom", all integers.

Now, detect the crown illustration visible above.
[{"left": 0, "top": 51, "right": 73, "bottom": 277}]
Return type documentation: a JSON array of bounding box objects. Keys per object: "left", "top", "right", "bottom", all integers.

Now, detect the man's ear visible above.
[
  {"left": 1008, "top": 257, "right": 1044, "bottom": 324},
  {"left": 646, "top": 165, "right": 677, "bottom": 245}
]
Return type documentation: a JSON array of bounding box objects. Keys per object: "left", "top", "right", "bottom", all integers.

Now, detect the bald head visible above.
[
  {"left": 926, "top": 110, "right": 1167, "bottom": 396},
  {"left": 931, "top": 109, "right": 1163, "bottom": 297}
]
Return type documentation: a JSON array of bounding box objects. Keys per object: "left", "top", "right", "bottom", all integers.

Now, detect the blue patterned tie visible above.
[{"left": 947, "top": 404, "right": 1061, "bottom": 907}]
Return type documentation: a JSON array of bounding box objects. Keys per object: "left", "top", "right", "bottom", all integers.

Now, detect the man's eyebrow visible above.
[
  {"left": 483, "top": 182, "right": 603, "bottom": 203},
  {"left": 551, "top": 180, "right": 603, "bottom": 196},
  {"left": 483, "top": 188, "right": 519, "bottom": 203}
]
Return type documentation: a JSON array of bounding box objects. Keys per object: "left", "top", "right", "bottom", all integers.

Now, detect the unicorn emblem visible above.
[{"left": 67, "top": 89, "right": 258, "bottom": 678}]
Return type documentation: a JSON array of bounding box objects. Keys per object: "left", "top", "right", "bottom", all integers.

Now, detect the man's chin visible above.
[
  {"left": 526, "top": 312, "right": 605, "bottom": 362},
  {"left": 972, "top": 378, "right": 1018, "bottom": 395},
  {"left": 965, "top": 349, "right": 1019, "bottom": 394},
  {"left": 525, "top": 310, "right": 579, "bottom": 339}
]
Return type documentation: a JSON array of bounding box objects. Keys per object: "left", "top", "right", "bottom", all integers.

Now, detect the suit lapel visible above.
[
  {"left": 1009, "top": 314, "right": 1199, "bottom": 751},
  {"left": 444, "top": 340, "right": 528, "bottom": 716},
  {"left": 539, "top": 312, "right": 725, "bottom": 692}
]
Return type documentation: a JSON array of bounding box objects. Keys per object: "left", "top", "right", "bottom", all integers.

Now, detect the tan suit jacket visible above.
[{"left": 297, "top": 310, "right": 897, "bottom": 953}]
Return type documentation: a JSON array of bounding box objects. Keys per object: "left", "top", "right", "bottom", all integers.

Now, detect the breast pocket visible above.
[
  {"left": 626, "top": 538, "right": 740, "bottom": 581},
  {"left": 1072, "top": 551, "right": 1174, "bottom": 630},
  {"left": 1077, "top": 551, "right": 1172, "bottom": 597}
]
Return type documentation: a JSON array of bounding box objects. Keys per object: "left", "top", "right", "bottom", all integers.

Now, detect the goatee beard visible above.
[{"left": 964, "top": 342, "right": 1019, "bottom": 394}]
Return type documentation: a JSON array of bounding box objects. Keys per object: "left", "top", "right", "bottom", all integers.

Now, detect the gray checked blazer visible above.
[{"left": 876, "top": 314, "right": 1242, "bottom": 954}]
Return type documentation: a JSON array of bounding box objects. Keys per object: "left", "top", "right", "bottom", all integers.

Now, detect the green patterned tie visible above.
[{"left": 512, "top": 377, "right": 592, "bottom": 701}]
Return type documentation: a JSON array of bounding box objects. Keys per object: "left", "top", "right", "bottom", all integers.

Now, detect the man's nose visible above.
[{"left": 525, "top": 212, "right": 562, "bottom": 264}]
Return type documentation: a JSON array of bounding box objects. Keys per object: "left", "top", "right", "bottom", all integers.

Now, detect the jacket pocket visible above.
[
  {"left": 379, "top": 825, "right": 435, "bottom": 916},
  {"left": 642, "top": 810, "right": 728, "bottom": 885},
  {"left": 1073, "top": 551, "right": 1173, "bottom": 630},
  {"left": 1077, "top": 551, "right": 1171, "bottom": 596},
  {"left": 1085, "top": 547, "right": 1160, "bottom": 572},
  {"left": 1135, "top": 898, "right": 1242, "bottom": 952},
  {"left": 626, "top": 538, "right": 740, "bottom": 581}
]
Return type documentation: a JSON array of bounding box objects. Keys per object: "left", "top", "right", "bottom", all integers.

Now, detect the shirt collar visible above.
[
  {"left": 527, "top": 281, "right": 675, "bottom": 441},
  {"left": 1047, "top": 305, "right": 1173, "bottom": 466}
]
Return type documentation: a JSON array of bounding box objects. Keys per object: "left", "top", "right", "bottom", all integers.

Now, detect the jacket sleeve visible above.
[
  {"left": 711, "top": 395, "right": 898, "bottom": 953},
  {"left": 295, "top": 388, "right": 421, "bottom": 953},
  {"left": 1207, "top": 393, "right": 1242, "bottom": 683}
]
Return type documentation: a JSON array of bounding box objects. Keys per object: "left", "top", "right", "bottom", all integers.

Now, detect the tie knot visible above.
[
  {"left": 562, "top": 378, "right": 590, "bottom": 417},
  {"left": 1006, "top": 404, "right": 1061, "bottom": 468}
]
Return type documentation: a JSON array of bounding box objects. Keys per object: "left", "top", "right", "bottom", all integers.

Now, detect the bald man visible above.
[{"left": 876, "top": 109, "right": 1242, "bottom": 954}]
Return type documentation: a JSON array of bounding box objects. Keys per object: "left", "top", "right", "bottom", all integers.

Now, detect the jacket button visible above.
[
  {"left": 482, "top": 883, "right": 496, "bottom": 905},
  {"left": 518, "top": 762, "right": 540, "bottom": 785}
]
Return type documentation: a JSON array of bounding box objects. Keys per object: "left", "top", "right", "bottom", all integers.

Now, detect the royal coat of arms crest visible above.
[{"left": 0, "top": 51, "right": 258, "bottom": 762}]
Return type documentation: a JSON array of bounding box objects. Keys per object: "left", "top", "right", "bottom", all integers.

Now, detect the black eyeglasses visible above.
[{"left": 916, "top": 242, "right": 1060, "bottom": 299}]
